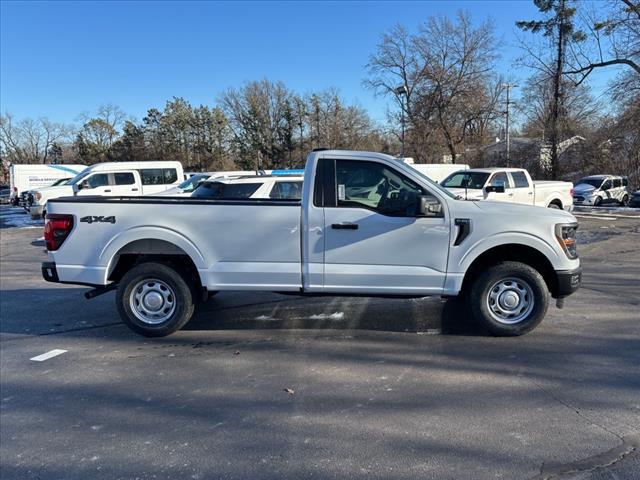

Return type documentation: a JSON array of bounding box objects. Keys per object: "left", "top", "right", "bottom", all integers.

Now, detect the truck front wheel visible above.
[
  {"left": 467, "top": 261, "right": 549, "bottom": 336},
  {"left": 116, "top": 262, "right": 195, "bottom": 337}
]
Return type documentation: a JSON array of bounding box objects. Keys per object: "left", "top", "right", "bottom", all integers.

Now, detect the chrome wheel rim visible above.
[
  {"left": 486, "top": 277, "right": 534, "bottom": 325},
  {"left": 129, "top": 278, "right": 176, "bottom": 325}
]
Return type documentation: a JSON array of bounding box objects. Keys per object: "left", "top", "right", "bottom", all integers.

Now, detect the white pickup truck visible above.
[
  {"left": 41, "top": 150, "right": 582, "bottom": 337},
  {"left": 441, "top": 168, "right": 574, "bottom": 210}
]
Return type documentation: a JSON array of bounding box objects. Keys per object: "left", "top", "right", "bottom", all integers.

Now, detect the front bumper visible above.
[
  {"left": 29, "top": 204, "right": 44, "bottom": 218},
  {"left": 553, "top": 267, "right": 582, "bottom": 298},
  {"left": 573, "top": 196, "right": 596, "bottom": 206}
]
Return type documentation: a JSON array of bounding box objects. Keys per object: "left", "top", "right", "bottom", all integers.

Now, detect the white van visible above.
[
  {"left": 401, "top": 159, "right": 469, "bottom": 183},
  {"left": 8, "top": 164, "right": 86, "bottom": 204},
  {"left": 29, "top": 161, "right": 183, "bottom": 219},
  {"left": 573, "top": 175, "right": 630, "bottom": 206}
]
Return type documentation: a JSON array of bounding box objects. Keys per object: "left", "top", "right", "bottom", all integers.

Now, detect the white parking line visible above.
[
  {"left": 30, "top": 349, "right": 67, "bottom": 362},
  {"left": 574, "top": 215, "right": 618, "bottom": 221}
]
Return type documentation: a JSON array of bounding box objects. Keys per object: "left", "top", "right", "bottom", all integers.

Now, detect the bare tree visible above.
[
  {"left": 519, "top": 73, "right": 601, "bottom": 138},
  {"left": 0, "top": 113, "right": 73, "bottom": 164},
  {"left": 78, "top": 103, "right": 128, "bottom": 148},
  {"left": 565, "top": 0, "right": 640, "bottom": 86},
  {"left": 221, "top": 79, "right": 294, "bottom": 169},
  {"left": 366, "top": 13, "right": 501, "bottom": 163},
  {"left": 517, "top": 0, "right": 586, "bottom": 179}
]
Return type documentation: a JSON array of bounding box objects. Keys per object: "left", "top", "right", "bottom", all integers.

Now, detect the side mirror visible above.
[
  {"left": 72, "top": 182, "right": 87, "bottom": 194},
  {"left": 419, "top": 196, "right": 443, "bottom": 217},
  {"left": 485, "top": 184, "right": 505, "bottom": 194}
]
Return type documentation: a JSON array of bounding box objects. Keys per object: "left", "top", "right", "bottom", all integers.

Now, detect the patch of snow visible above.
[{"left": 309, "top": 312, "right": 345, "bottom": 320}]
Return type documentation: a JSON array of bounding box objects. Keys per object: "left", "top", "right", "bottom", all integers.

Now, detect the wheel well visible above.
[
  {"left": 548, "top": 199, "right": 563, "bottom": 209},
  {"left": 461, "top": 244, "right": 556, "bottom": 294},
  {"left": 108, "top": 240, "right": 202, "bottom": 292}
]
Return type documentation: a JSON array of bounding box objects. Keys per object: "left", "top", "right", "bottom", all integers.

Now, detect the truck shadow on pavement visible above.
[{"left": 0, "top": 288, "right": 485, "bottom": 338}]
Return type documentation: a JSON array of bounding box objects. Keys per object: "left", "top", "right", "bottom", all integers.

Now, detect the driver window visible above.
[
  {"left": 490, "top": 172, "right": 509, "bottom": 188},
  {"left": 336, "top": 160, "right": 435, "bottom": 217},
  {"left": 602, "top": 180, "right": 612, "bottom": 190},
  {"left": 86, "top": 173, "right": 109, "bottom": 188}
]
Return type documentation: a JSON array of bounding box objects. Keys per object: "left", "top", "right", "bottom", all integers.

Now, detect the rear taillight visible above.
[
  {"left": 570, "top": 188, "right": 574, "bottom": 196},
  {"left": 44, "top": 214, "right": 74, "bottom": 251}
]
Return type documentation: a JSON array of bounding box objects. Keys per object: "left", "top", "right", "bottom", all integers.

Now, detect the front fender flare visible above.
[{"left": 456, "top": 231, "right": 561, "bottom": 272}]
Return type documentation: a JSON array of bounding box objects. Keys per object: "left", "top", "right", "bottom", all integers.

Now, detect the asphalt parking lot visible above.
[{"left": 1, "top": 204, "right": 639, "bottom": 480}]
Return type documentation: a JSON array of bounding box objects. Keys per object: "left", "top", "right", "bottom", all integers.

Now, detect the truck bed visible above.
[{"left": 47, "top": 196, "right": 303, "bottom": 290}]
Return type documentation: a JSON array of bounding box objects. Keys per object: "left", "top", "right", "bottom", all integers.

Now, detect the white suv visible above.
[
  {"left": 573, "top": 175, "right": 630, "bottom": 206},
  {"left": 191, "top": 175, "right": 303, "bottom": 200}
]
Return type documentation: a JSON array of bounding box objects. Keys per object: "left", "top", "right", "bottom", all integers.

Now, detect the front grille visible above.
[{"left": 573, "top": 196, "right": 585, "bottom": 202}]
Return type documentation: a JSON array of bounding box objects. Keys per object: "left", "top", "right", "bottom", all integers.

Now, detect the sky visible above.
[{"left": 0, "top": 0, "right": 618, "bottom": 127}]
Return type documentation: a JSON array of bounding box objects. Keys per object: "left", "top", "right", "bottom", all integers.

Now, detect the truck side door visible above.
[
  {"left": 111, "top": 171, "right": 141, "bottom": 196},
  {"left": 318, "top": 157, "right": 450, "bottom": 295}
]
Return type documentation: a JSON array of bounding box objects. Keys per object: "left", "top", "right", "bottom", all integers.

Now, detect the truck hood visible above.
[
  {"left": 573, "top": 183, "right": 596, "bottom": 195},
  {"left": 473, "top": 199, "right": 576, "bottom": 223},
  {"left": 34, "top": 185, "right": 74, "bottom": 200},
  {"left": 446, "top": 188, "right": 485, "bottom": 200}
]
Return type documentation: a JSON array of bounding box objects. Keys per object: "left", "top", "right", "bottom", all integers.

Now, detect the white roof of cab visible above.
[
  {"left": 84, "top": 161, "right": 183, "bottom": 171},
  {"left": 205, "top": 175, "right": 303, "bottom": 185},
  {"left": 461, "top": 167, "right": 528, "bottom": 173}
]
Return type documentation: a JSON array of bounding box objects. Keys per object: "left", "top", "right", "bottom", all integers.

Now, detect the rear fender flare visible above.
[{"left": 100, "top": 226, "right": 206, "bottom": 283}]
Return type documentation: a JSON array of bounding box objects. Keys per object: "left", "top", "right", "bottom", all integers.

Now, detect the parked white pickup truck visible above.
[
  {"left": 42, "top": 150, "right": 582, "bottom": 337},
  {"left": 441, "top": 168, "right": 574, "bottom": 210}
]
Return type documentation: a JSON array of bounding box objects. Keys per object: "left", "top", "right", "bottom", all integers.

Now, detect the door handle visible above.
[
  {"left": 528, "top": 192, "right": 534, "bottom": 195},
  {"left": 131, "top": 188, "right": 139, "bottom": 192},
  {"left": 507, "top": 193, "right": 514, "bottom": 197},
  {"left": 104, "top": 189, "right": 111, "bottom": 193},
  {"left": 332, "top": 222, "right": 358, "bottom": 230}
]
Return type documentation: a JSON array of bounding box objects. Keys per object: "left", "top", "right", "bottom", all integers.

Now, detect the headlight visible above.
[
  {"left": 35, "top": 192, "right": 42, "bottom": 201},
  {"left": 555, "top": 223, "right": 578, "bottom": 259}
]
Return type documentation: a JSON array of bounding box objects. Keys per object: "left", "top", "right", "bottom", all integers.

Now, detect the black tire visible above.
[
  {"left": 548, "top": 203, "right": 561, "bottom": 210},
  {"left": 466, "top": 261, "right": 549, "bottom": 336},
  {"left": 594, "top": 196, "right": 602, "bottom": 207},
  {"left": 620, "top": 195, "right": 629, "bottom": 206},
  {"left": 116, "top": 262, "right": 195, "bottom": 337}
]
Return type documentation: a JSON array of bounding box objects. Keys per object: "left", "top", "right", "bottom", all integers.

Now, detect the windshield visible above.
[
  {"left": 50, "top": 178, "right": 71, "bottom": 186},
  {"left": 178, "top": 173, "right": 211, "bottom": 192},
  {"left": 441, "top": 171, "right": 490, "bottom": 189},
  {"left": 68, "top": 168, "right": 93, "bottom": 185},
  {"left": 577, "top": 178, "right": 603, "bottom": 188}
]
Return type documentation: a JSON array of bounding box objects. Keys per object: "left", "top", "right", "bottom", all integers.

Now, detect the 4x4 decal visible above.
[{"left": 80, "top": 215, "right": 116, "bottom": 224}]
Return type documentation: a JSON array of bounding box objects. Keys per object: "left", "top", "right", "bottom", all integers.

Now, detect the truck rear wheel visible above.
[
  {"left": 116, "top": 262, "right": 195, "bottom": 337},
  {"left": 466, "top": 261, "right": 549, "bottom": 336}
]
